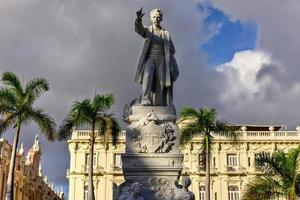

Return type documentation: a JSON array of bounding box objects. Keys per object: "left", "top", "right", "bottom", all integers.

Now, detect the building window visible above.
[
  {"left": 227, "top": 154, "right": 238, "bottom": 167},
  {"left": 198, "top": 154, "right": 205, "bottom": 169},
  {"left": 84, "top": 184, "right": 96, "bottom": 200},
  {"left": 213, "top": 157, "right": 216, "bottom": 167},
  {"left": 84, "top": 185, "right": 88, "bottom": 200},
  {"left": 114, "top": 154, "right": 122, "bottom": 168},
  {"left": 248, "top": 157, "right": 251, "bottom": 167},
  {"left": 86, "top": 153, "right": 97, "bottom": 168},
  {"left": 228, "top": 186, "right": 239, "bottom": 200},
  {"left": 199, "top": 186, "right": 205, "bottom": 200}
]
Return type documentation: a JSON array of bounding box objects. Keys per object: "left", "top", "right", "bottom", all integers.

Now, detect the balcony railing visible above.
[
  {"left": 198, "top": 166, "right": 219, "bottom": 173},
  {"left": 71, "top": 130, "right": 126, "bottom": 140},
  {"left": 80, "top": 165, "right": 104, "bottom": 173},
  {"left": 73, "top": 129, "right": 300, "bottom": 141},
  {"left": 225, "top": 165, "right": 246, "bottom": 173},
  {"left": 205, "top": 130, "right": 300, "bottom": 141}
]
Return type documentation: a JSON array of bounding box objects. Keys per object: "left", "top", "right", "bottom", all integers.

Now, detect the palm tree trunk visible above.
[
  {"left": 88, "top": 125, "right": 95, "bottom": 200},
  {"left": 205, "top": 134, "right": 211, "bottom": 200},
  {"left": 5, "top": 121, "right": 21, "bottom": 200}
]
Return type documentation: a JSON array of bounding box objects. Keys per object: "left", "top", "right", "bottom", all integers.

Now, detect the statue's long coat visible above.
[{"left": 134, "top": 18, "right": 179, "bottom": 88}]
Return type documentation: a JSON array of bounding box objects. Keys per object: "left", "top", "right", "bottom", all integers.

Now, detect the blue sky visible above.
[{"left": 199, "top": 3, "right": 257, "bottom": 66}]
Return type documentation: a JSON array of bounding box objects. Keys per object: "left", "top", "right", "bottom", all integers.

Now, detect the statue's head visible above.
[
  {"left": 182, "top": 177, "right": 192, "bottom": 189},
  {"left": 150, "top": 9, "right": 163, "bottom": 26}
]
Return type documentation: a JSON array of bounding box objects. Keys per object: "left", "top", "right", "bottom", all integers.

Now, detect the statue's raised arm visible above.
[{"left": 135, "top": 7, "right": 146, "bottom": 37}]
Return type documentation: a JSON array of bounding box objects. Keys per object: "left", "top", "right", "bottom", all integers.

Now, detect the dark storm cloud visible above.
[{"left": 0, "top": 0, "right": 218, "bottom": 196}]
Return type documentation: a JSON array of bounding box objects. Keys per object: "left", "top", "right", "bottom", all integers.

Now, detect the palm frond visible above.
[
  {"left": 97, "top": 116, "right": 109, "bottom": 147},
  {"left": 96, "top": 113, "right": 120, "bottom": 147},
  {"left": 286, "top": 147, "right": 300, "bottom": 177},
  {"left": 180, "top": 107, "right": 198, "bottom": 118},
  {"left": 295, "top": 173, "right": 300, "bottom": 197},
  {"left": 70, "top": 99, "right": 93, "bottom": 124},
  {"left": 93, "top": 94, "right": 114, "bottom": 112},
  {"left": 0, "top": 113, "right": 17, "bottom": 135},
  {"left": 105, "top": 115, "right": 120, "bottom": 146},
  {"left": 179, "top": 121, "right": 200, "bottom": 146},
  {"left": 199, "top": 108, "right": 216, "bottom": 131},
  {"left": 202, "top": 108, "right": 216, "bottom": 122},
  {"left": 25, "top": 108, "right": 56, "bottom": 141},
  {"left": 57, "top": 117, "right": 74, "bottom": 141},
  {"left": 0, "top": 88, "right": 17, "bottom": 106},
  {"left": 0, "top": 103, "right": 16, "bottom": 115},
  {"left": 1, "top": 71, "right": 23, "bottom": 94},
  {"left": 179, "top": 129, "right": 193, "bottom": 146},
  {"left": 256, "top": 151, "right": 293, "bottom": 186},
  {"left": 24, "top": 78, "right": 49, "bottom": 104},
  {"left": 214, "top": 120, "right": 238, "bottom": 141},
  {"left": 243, "top": 176, "right": 283, "bottom": 200}
]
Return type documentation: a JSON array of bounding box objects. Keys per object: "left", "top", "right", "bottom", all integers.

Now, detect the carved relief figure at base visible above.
[{"left": 119, "top": 182, "right": 144, "bottom": 200}]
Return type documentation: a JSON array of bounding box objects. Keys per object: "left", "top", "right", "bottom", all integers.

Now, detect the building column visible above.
[
  {"left": 68, "top": 177, "right": 75, "bottom": 200},
  {"left": 192, "top": 178, "right": 200, "bottom": 200},
  {"left": 105, "top": 176, "right": 114, "bottom": 200}
]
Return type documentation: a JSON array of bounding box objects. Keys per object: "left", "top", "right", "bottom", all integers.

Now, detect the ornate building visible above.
[
  {"left": 67, "top": 125, "right": 300, "bottom": 200},
  {"left": 0, "top": 135, "right": 64, "bottom": 200}
]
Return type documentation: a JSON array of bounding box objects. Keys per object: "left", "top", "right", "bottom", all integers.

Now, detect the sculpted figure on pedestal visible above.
[
  {"left": 135, "top": 8, "right": 179, "bottom": 106},
  {"left": 171, "top": 177, "right": 195, "bottom": 200}
]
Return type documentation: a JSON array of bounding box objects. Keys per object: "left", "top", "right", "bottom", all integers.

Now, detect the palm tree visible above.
[
  {"left": 243, "top": 146, "right": 300, "bottom": 200},
  {"left": 0, "top": 71, "right": 56, "bottom": 200},
  {"left": 179, "top": 107, "right": 237, "bottom": 200},
  {"left": 58, "top": 94, "right": 120, "bottom": 200}
]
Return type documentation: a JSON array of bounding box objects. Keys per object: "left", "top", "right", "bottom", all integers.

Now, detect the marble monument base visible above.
[{"left": 118, "top": 106, "right": 193, "bottom": 200}]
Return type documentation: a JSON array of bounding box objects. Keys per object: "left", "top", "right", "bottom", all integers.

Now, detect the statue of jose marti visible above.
[
  {"left": 135, "top": 8, "right": 179, "bottom": 106},
  {"left": 119, "top": 8, "right": 195, "bottom": 200}
]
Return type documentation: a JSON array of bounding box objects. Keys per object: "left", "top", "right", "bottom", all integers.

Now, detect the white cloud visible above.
[
  {"left": 215, "top": 49, "right": 300, "bottom": 128},
  {"left": 217, "top": 50, "right": 273, "bottom": 102}
]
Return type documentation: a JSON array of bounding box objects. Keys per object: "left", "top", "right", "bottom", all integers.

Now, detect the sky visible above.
[{"left": 1, "top": 0, "right": 300, "bottom": 197}]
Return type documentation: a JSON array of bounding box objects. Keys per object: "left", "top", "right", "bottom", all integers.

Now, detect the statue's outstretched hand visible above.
[{"left": 136, "top": 7, "right": 145, "bottom": 18}]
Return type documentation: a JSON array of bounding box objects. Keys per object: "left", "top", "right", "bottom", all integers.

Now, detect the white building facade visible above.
[{"left": 67, "top": 125, "right": 300, "bottom": 200}]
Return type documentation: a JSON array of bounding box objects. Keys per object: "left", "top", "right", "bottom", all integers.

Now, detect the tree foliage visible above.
[
  {"left": 179, "top": 107, "right": 237, "bottom": 200},
  {"left": 0, "top": 71, "right": 56, "bottom": 200},
  {"left": 58, "top": 93, "right": 120, "bottom": 200},
  {"left": 243, "top": 146, "right": 300, "bottom": 200}
]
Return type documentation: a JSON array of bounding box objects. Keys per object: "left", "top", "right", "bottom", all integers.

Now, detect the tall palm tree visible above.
[
  {"left": 58, "top": 94, "right": 120, "bottom": 200},
  {"left": 179, "top": 107, "right": 237, "bottom": 200},
  {"left": 243, "top": 146, "right": 300, "bottom": 200},
  {"left": 0, "top": 71, "right": 56, "bottom": 200}
]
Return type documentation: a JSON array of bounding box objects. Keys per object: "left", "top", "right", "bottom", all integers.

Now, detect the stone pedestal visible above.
[{"left": 118, "top": 106, "right": 193, "bottom": 200}]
